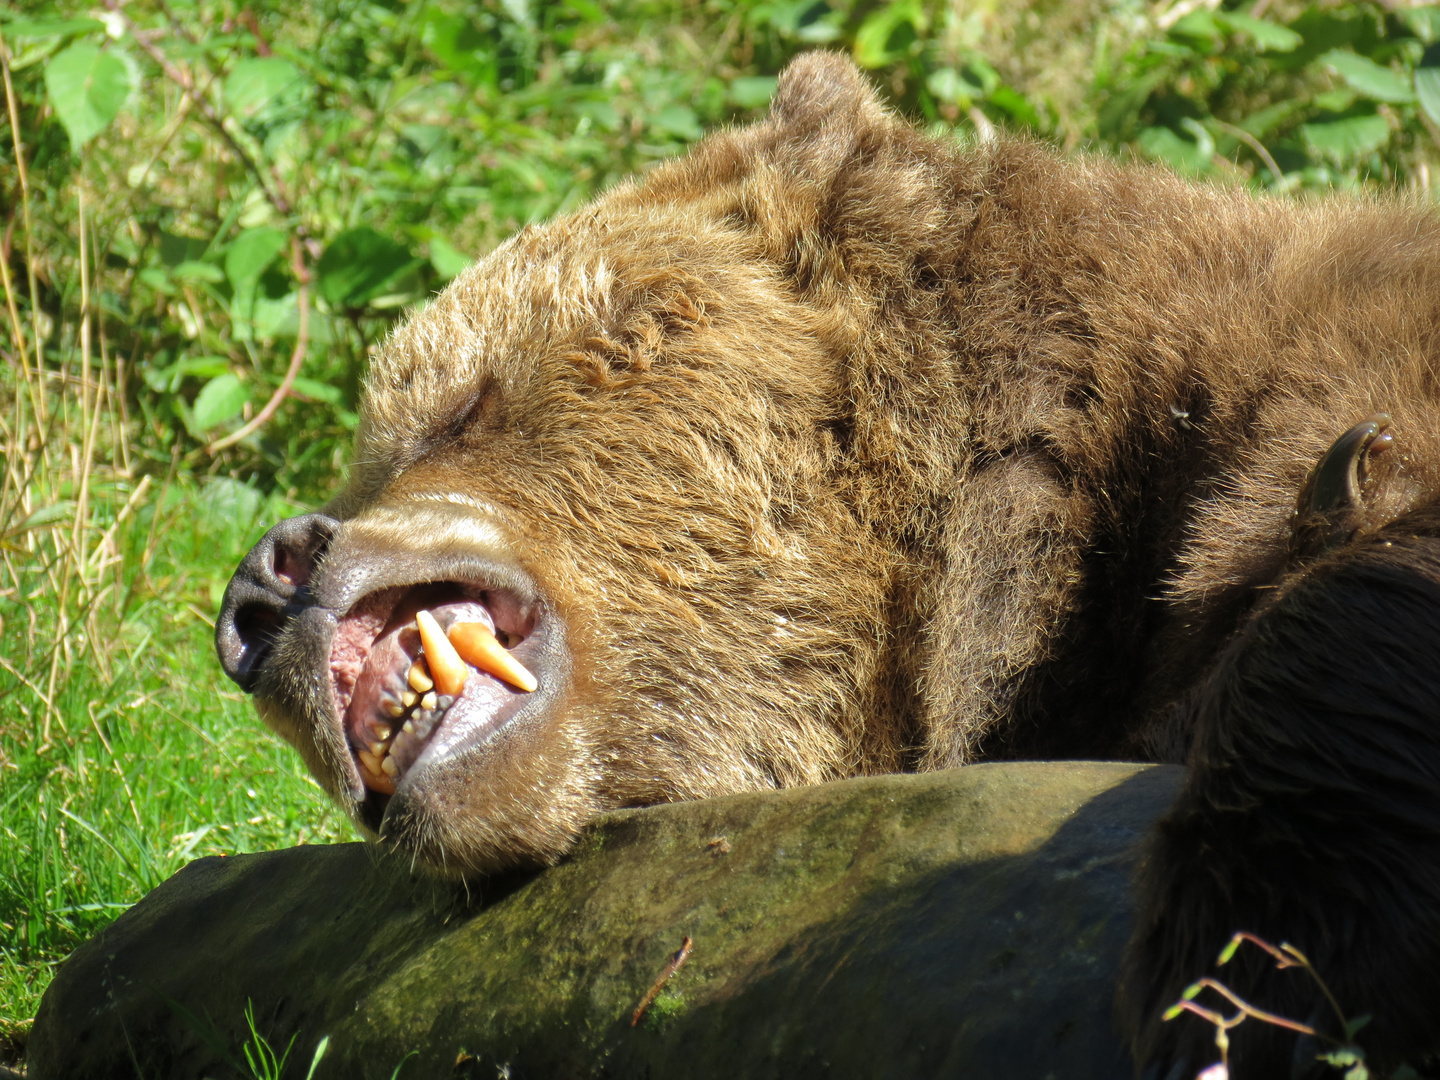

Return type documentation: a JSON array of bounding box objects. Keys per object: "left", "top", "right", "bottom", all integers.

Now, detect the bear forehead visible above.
[
  {"left": 382, "top": 213, "right": 748, "bottom": 366},
  {"left": 349, "top": 205, "right": 834, "bottom": 503}
]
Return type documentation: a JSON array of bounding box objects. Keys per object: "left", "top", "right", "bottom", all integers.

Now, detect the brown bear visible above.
[{"left": 216, "top": 52, "right": 1440, "bottom": 1077}]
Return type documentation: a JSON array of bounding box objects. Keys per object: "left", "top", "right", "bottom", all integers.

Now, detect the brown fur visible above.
[{"left": 219, "top": 53, "right": 1440, "bottom": 1074}]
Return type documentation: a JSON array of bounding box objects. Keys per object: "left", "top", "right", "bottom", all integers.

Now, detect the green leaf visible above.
[
  {"left": 728, "top": 76, "right": 778, "bottom": 110},
  {"left": 652, "top": 104, "right": 701, "bottom": 141},
  {"left": 226, "top": 228, "right": 289, "bottom": 292},
  {"left": 252, "top": 293, "right": 301, "bottom": 340},
  {"left": 1318, "top": 1051, "right": 1369, "bottom": 1080},
  {"left": 138, "top": 268, "right": 175, "bottom": 296},
  {"left": 44, "top": 42, "right": 131, "bottom": 150},
  {"left": 1219, "top": 13, "right": 1301, "bottom": 53},
  {"left": 192, "top": 373, "right": 249, "bottom": 430},
  {"left": 927, "top": 68, "right": 982, "bottom": 108},
  {"left": 4, "top": 19, "right": 106, "bottom": 40},
  {"left": 290, "top": 377, "right": 344, "bottom": 405},
  {"left": 5, "top": 501, "right": 75, "bottom": 535},
  {"left": 988, "top": 86, "right": 1042, "bottom": 129},
  {"left": 1217, "top": 934, "right": 1242, "bottom": 964},
  {"left": 1343, "top": 1014, "right": 1372, "bottom": 1039},
  {"left": 224, "top": 57, "right": 304, "bottom": 120},
  {"left": 304, "top": 1035, "right": 330, "bottom": 1080},
  {"left": 1417, "top": 66, "right": 1440, "bottom": 126},
  {"left": 853, "top": 0, "right": 926, "bottom": 69},
  {"left": 962, "top": 56, "right": 1002, "bottom": 96},
  {"left": 159, "top": 230, "right": 208, "bottom": 268},
  {"left": 564, "top": 0, "right": 605, "bottom": 23},
  {"left": 1138, "top": 125, "right": 1211, "bottom": 174},
  {"left": 1301, "top": 114, "right": 1391, "bottom": 162},
  {"left": 172, "top": 260, "right": 225, "bottom": 284},
  {"left": 1096, "top": 70, "right": 1165, "bottom": 139},
  {"left": 196, "top": 477, "right": 262, "bottom": 522},
  {"left": 575, "top": 100, "right": 619, "bottom": 131},
  {"left": 422, "top": 12, "right": 489, "bottom": 76},
  {"left": 1170, "top": 11, "right": 1223, "bottom": 41},
  {"left": 1318, "top": 50, "right": 1415, "bottom": 104},
  {"left": 500, "top": 0, "right": 534, "bottom": 30},
  {"left": 1313, "top": 88, "right": 1358, "bottom": 113},
  {"left": 428, "top": 237, "right": 472, "bottom": 281},
  {"left": 1237, "top": 100, "right": 1297, "bottom": 139},
  {"left": 145, "top": 355, "right": 230, "bottom": 393},
  {"left": 1400, "top": 8, "right": 1440, "bottom": 45},
  {"left": 226, "top": 227, "right": 289, "bottom": 339},
  {"left": 796, "top": 18, "right": 842, "bottom": 44},
  {"left": 315, "top": 228, "right": 418, "bottom": 308}
]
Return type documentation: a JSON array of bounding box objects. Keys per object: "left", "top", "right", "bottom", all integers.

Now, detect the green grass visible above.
[{"left": 0, "top": 479, "right": 354, "bottom": 1039}]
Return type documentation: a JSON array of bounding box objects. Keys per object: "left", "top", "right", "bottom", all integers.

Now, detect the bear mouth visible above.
[{"left": 330, "top": 580, "right": 545, "bottom": 831}]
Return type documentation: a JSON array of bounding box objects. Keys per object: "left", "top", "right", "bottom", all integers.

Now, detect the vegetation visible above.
[
  {"left": 1, "top": 0, "right": 1438, "bottom": 1069},
  {"left": 1164, "top": 933, "right": 1418, "bottom": 1080}
]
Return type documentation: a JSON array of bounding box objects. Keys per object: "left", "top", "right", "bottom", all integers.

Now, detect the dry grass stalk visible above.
[{"left": 0, "top": 71, "right": 155, "bottom": 752}]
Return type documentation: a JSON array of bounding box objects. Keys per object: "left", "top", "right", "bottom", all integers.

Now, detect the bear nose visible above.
[{"left": 215, "top": 513, "right": 338, "bottom": 692}]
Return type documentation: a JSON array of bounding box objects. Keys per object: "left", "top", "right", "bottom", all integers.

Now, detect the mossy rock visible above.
[{"left": 28, "top": 761, "right": 1181, "bottom": 1079}]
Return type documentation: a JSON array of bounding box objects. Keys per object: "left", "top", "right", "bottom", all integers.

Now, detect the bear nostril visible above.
[
  {"left": 216, "top": 588, "right": 288, "bottom": 690},
  {"left": 273, "top": 544, "right": 307, "bottom": 588},
  {"left": 236, "top": 605, "right": 283, "bottom": 658},
  {"left": 216, "top": 512, "right": 338, "bottom": 690}
]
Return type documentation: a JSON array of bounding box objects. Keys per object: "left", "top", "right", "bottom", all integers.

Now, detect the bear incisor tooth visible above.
[
  {"left": 406, "top": 658, "right": 434, "bottom": 694},
  {"left": 214, "top": 50, "right": 1440, "bottom": 1078}
]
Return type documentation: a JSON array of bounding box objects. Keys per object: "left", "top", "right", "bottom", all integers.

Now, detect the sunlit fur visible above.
[{"left": 248, "top": 53, "right": 1440, "bottom": 1074}]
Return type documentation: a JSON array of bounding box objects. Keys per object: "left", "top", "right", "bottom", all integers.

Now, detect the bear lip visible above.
[{"left": 328, "top": 578, "right": 549, "bottom": 829}]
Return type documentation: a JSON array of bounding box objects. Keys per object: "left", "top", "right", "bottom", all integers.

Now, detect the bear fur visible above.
[{"left": 217, "top": 52, "right": 1440, "bottom": 1076}]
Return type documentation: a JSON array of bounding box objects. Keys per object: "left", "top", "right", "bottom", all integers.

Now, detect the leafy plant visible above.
[
  {"left": 5, "top": 1, "right": 1438, "bottom": 500},
  {"left": 1097, "top": 2, "right": 1440, "bottom": 191},
  {"left": 240, "top": 1002, "right": 333, "bottom": 1080},
  {"left": 1163, "top": 932, "right": 1422, "bottom": 1080}
]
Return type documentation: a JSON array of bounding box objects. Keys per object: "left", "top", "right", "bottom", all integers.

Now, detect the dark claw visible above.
[
  {"left": 1308, "top": 414, "right": 1390, "bottom": 517},
  {"left": 1290, "top": 413, "right": 1393, "bottom": 561},
  {"left": 215, "top": 513, "right": 338, "bottom": 692}
]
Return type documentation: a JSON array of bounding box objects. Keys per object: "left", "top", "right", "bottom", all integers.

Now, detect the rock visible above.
[{"left": 28, "top": 761, "right": 1181, "bottom": 1079}]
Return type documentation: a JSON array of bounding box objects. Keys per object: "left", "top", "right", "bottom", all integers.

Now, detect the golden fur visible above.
[{"left": 220, "top": 53, "right": 1440, "bottom": 1074}]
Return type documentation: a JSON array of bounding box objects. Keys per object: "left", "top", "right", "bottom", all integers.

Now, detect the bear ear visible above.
[{"left": 768, "top": 51, "right": 891, "bottom": 142}]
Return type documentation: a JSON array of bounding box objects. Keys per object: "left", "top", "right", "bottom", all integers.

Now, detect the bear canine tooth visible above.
[
  {"left": 421, "top": 691, "right": 437, "bottom": 711},
  {"left": 401, "top": 689, "right": 419, "bottom": 708},
  {"left": 380, "top": 755, "right": 399, "bottom": 777},
  {"left": 416, "top": 610, "right": 468, "bottom": 696},
  {"left": 358, "top": 749, "right": 382, "bottom": 774},
  {"left": 372, "top": 723, "right": 391, "bottom": 742},
  {"left": 407, "top": 659, "right": 434, "bottom": 693},
  {"left": 448, "top": 621, "right": 538, "bottom": 692},
  {"left": 369, "top": 740, "right": 387, "bottom": 757}
]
